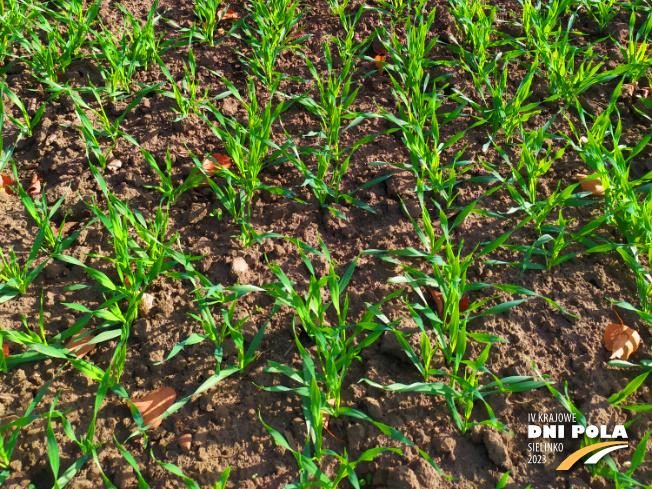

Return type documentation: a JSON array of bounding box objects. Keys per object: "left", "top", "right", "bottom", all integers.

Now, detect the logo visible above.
[{"left": 526, "top": 412, "right": 628, "bottom": 470}]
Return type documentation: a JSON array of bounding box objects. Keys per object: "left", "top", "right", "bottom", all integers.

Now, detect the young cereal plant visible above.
[
  {"left": 618, "top": 10, "right": 652, "bottom": 82},
  {"left": 448, "top": 0, "right": 499, "bottom": 74},
  {"left": 157, "top": 47, "right": 209, "bottom": 121},
  {"left": 233, "top": 0, "right": 311, "bottom": 86},
  {"left": 197, "top": 76, "right": 296, "bottom": 247},
  {"left": 289, "top": 22, "right": 389, "bottom": 217},
  {"left": 192, "top": 0, "right": 229, "bottom": 46},
  {"left": 454, "top": 55, "right": 543, "bottom": 142},
  {"left": 377, "top": 9, "right": 472, "bottom": 207},
  {"left": 92, "top": 0, "right": 169, "bottom": 97},
  {"left": 539, "top": 29, "right": 625, "bottom": 105},
  {"left": 582, "top": 0, "right": 619, "bottom": 32},
  {"left": 0, "top": 77, "right": 47, "bottom": 141},
  {"left": 262, "top": 237, "right": 398, "bottom": 415}
]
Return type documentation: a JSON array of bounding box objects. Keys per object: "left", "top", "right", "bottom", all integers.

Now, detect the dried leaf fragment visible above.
[
  {"left": 66, "top": 329, "right": 97, "bottom": 358},
  {"left": 50, "top": 221, "right": 79, "bottom": 237},
  {"left": 574, "top": 173, "right": 604, "bottom": 196},
  {"left": 132, "top": 387, "right": 177, "bottom": 429},
  {"left": 27, "top": 172, "right": 41, "bottom": 197},
  {"left": 604, "top": 323, "right": 641, "bottom": 360},
  {"left": 178, "top": 432, "right": 192, "bottom": 453},
  {"left": 217, "top": 8, "right": 240, "bottom": 20},
  {"left": 373, "top": 37, "right": 387, "bottom": 55},
  {"left": 2, "top": 344, "right": 10, "bottom": 357},
  {"left": 202, "top": 153, "right": 232, "bottom": 172},
  {"left": 1, "top": 175, "right": 14, "bottom": 195},
  {"left": 427, "top": 288, "right": 469, "bottom": 319},
  {"left": 374, "top": 54, "right": 386, "bottom": 71}
]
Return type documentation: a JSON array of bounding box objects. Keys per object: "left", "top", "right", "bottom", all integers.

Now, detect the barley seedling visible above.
[
  {"left": 455, "top": 55, "right": 542, "bottom": 142},
  {"left": 92, "top": 0, "right": 168, "bottom": 96},
  {"left": 377, "top": 8, "right": 472, "bottom": 206},
  {"left": 197, "top": 76, "right": 296, "bottom": 247},
  {"left": 233, "top": 0, "right": 310, "bottom": 86},
  {"left": 448, "top": 0, "right": 498, "bottom": 73},
  {"left": 192, "top": 0, "right": 231, "bottom": 46},
  {"left": 289, "top": 20, "right": 388, "bottom": 215},
  {"left": 582, "top": 0, "right": 619, "bottom": 32},
  {"left": 618, "top": 10, "right": 652, "bottom": 82},
  {"left": 157, "top": 47, "right": 209, "bottom": 121},
  {"left": 0, "top": 227, "right": 49, "bottom": 304},
  {"left": 0, "top": 77, "right": 46, "bottom": 140},
  {"left": 262, "top": 237, "right": 398, "bottom": 415}
]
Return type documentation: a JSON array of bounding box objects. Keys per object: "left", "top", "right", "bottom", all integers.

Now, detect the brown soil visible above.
[{"left": 1, "top": 1, "right": 651, "bottom": 488}]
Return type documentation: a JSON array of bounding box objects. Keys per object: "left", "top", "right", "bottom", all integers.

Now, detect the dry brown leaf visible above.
[
  {"left": 2, "top": 344, "right": 10, "bottom": 357},
  {"left": 132, "top": 387, "right": 177, "bottom": 429},
  {"left": 604, "top": 310, "right": 641, "bottom": 360},
  {"left": 51, "top": 221, "right": 79, "bottom": 237},
  {"left": 217, "top": 8, "right": 240, "bottom": 20},
  {"left": 574, "top": 173, "right": 605, "bottom": 196},
  {"left": 373, "top": 37, "right": 387, "bottom": 55},
  {"left": 1, "top": 175, "right": 15, "bottom": 195},
  {"left": 202, "top": 153, "right": 232, "bottom": 172},
  {"left": 427, "top": 289, "right": 469, "bottom": 319},
  {"left": 623, "top": 82, "right": 638, "bottom": 98},
  {"left": 66, "top": 329, "right": 97, "bottom": 358},
  {"left": 374, "top": 54, "right": 386, "bottom": 71},
  {"left": 178, "top": 432, "right": 192, "bottom": 453},
  {"left": 27, "top": 172, "right": 41, "bottom": 197}
]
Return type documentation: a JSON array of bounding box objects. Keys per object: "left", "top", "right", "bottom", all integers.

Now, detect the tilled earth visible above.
[{"left": 1, "top": 0, "right": 651, "bottom": 488}]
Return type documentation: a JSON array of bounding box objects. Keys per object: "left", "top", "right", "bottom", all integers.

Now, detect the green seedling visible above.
[
  {"left": 192, "top": 0, "right": 229, "bottom": 46},
  {"left": 288, "top": 19, "right": 388, "bottom": 215},
  {"left": 93, "top": 4, "right": 169, "bottom": 97},
  {"left": 262, "top": 237, "right": 398, "bottom": 415},
  {"left": 233, "top": 0, "right": 310, "bottom": 86},
  {"left": 0, "top": 226, "right": 49, "bottom": 304},
  {"left": 157, "top": 47, "right": 209, "bottom": 121},
  {"left": 197, "top": 75, "right": 296, "bottom": 247},
  {"left": 582, "top": 0, "right": 619, "bottom": 32},
  {"left": 0, "top": 76, "right": 46, "bottom": 141},
  {"left": 618, "top": 10, "right": 652, "bottom": 82}
]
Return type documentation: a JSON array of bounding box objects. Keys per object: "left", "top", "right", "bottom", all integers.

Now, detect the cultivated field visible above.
[{"left": 0, "top": 0, "right": 651, "bottom": 487}]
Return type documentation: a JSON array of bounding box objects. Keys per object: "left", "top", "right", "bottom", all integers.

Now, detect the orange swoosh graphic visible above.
[{"left": 557, "top": 441, "right": 627, "bottom": 470}]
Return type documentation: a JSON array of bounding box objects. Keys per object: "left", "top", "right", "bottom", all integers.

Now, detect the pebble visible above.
[
  {"left": 138, "top": 293, "right": 155, "bottom": 317},
  {"left": 107, "top": 159, "right": 123, "bottom": 172},
  {"left": 229, "top": 257, "right": 249, "bottom": 280}
]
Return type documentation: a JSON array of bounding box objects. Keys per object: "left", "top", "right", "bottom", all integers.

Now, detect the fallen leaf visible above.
[
  {"left": 202, "top": 153, "right": 232, "bottom": 172},
  {"left": 623, "top": 82, "right": 638, "bottom": 98},
  {"left": 27, "top": 172, "right": 41, "bottom": 197},
  {"left": 66, "top": 329, "right": 96, "bottom": 358},
  {"left": 0, "top": 175, "right": 14, "bottom": 195},
  {"left": 2, "top": 344, "right": 10, "bottom": 357},
  {"left": 574, "top": 173, "right": 604, "bottom": 196},
  {"left": 604, "top": 310, "right": 641, "bottom": 360},
  {"left": 132, "top": 387, "right": 177, "bottom": 429},
  {"left": 373, "top": 37, "right": 387, "bottom": 55},
  {"left": 50, "top": 221, "right": 79, "bottom": 237},
  {"left": 374, "top": 54, "right": 386, "bottom": 71},
  {"left": 178, "top": 432, "right": 192, "bottom": 453},
  {"left": 427, "top": 288, "right": 469, "bottom": 319},
  {"left": 217, "top": 8, "right": 240, "bottom": 20}
]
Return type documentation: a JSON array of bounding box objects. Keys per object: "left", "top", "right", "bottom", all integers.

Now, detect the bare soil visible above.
[{"left": 1, "top": 1, "right": 651, "bottom": 488}]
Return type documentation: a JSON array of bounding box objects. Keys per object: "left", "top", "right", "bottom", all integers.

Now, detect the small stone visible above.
[
  {"left": 483, "top": 429, "right": 512, "bottom": 470},
  {"left": 107, "top": 159, "right": 123, "bottom": 172},
  {"left": 178, "top": 432, "right": 192, "bottom": 453},
  {"left": 138, "top": 293, "right": 155, "bottom": 317},
  {"left": 229, "top": 257, "right": 249, "bottom": 281},
  {"left": 217, "top": 28, "right": 225, "bottom": 35}
]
